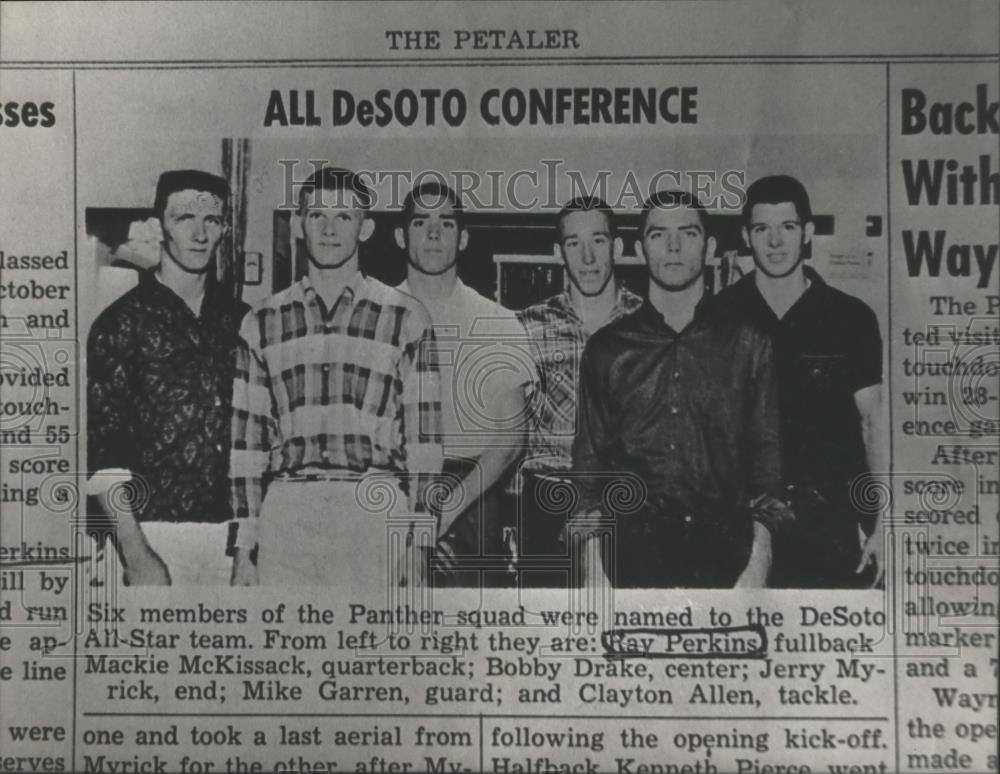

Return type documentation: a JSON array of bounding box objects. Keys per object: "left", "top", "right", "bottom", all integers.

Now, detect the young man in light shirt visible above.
[
  {"left": 229, "top": 167, "right": 443, "bottom": 586},
  {"left": 395, "top": 181, "right": 534, "bottom": 586}
]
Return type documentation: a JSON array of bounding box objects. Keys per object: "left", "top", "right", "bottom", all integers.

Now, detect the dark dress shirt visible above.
[
  {"left": 714, "top": 267, "right": 883, "bottom": 587},
  {"left": 715, "top": 267, "right": 882, "bottom": 495},
  {"left": 571, "top": 295, "right": 782, "bottom": 586},
  {"left": 87, "top": 272, "right": 247, "bottom": 524}
]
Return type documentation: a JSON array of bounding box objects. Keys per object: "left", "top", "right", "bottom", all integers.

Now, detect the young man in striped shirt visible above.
[{"left": 229, "top": 167, "right": 443, "bottom": 586}]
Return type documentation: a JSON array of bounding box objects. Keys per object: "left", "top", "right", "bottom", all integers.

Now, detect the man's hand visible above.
[
  {"left": 230, "top": 549, "right": 258, "bottom": 586},
  {"left": 735, "top": 522, "right": 772, "bottom": 588},
  {"left": 581, "top": 533, "right": 612, "bottom": 588},
  {"left": 857, "top": 528, "right": 885, "bottom": 588},
  {"left": 123, "top": 548, "right": 171, "bottom": 586}
]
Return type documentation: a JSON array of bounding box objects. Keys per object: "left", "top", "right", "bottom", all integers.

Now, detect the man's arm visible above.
[
  {"left": 849, "top": 304, "right": 887, "bottom": 586},
  {"left": 571, "top": 341, "right": 613, "bottom": 517},
  {"left": 400, "top": 311, "right": 444, "bottom": 518},
  {"left": 570, "top": 341, "right": 617, "bottom": 585},
  {"left": 855, "top": 383, "right": 887, "bottom": 586},
  {"left": 87, "top": 314, "right": 169, "bottom": 585},
  {"left": 229, "top": 311, "right": 277, "bottom": 585},
  {"left": 439, "top": 386, "right": 526, "bottom": 533},
  {"left": 736, "top": 332, "right": 783, "bottom": 588}
]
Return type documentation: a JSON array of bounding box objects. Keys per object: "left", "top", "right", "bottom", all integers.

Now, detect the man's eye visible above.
[
  {"left": 565, "top": 239, "right": 578, "bottom": 248},
  {"left": 751, "top": 226, "right": 766, "bottom": 234},
  {"left": 593, "top": 236, "right": 607, "bottom": 244},
  {"left": 411, "top": 219, "right": 425, "bottom": 228},
  {"left": 308, "top": 212, "right": 323, "bottom": 220}
]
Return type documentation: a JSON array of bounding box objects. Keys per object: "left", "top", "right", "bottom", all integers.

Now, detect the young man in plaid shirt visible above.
[
  {"left": 229, "top": 167, "right": 443, "bottom": 586},
  {"left": 515, "top": 197, "right": 642, "bottom": 582}
]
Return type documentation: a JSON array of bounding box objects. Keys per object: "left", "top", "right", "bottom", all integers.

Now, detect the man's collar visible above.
[
  {"left": 301, "top": 270, "right": 365, "bottom": 305},
  {"left": 555, "top": 284, "right": 639, "bottom": 320},
  {"left": 139, "top": 269, "right": 211, "bottom": 313},
  {"left": 637, "top": 288, "right": 713, "bottom": 330},
  {"left": 802, "top": 264, "right": 826, "bottom": 289},
  {"left": 399, "top": 275, "right": 465, "bottom": 303}
]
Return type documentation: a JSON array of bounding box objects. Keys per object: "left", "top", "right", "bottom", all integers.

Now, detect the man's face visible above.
[
  {"left": 299, "top": 191, "right": 370, "bottom": 268},
  {"left": 743, "top": 202, "right": 813, "bottom": 279},
  {"left": 638, "top": 205, "right": 713, "bottom": 291},
  {"left": 398, "top": 198, "right": 466, "bottom": 276},
  {"left": 161, "top": 189, "right": 224, "bottom": 273},
  {"left": 558, "top": 209, "right": 617, "bottom": 297}
]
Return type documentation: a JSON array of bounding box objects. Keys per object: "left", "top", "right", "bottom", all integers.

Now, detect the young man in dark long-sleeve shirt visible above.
[{"left": 572, "top": 190, "right": 787, "bottom": 588}]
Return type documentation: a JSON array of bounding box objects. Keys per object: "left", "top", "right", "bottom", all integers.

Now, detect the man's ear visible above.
[
  {"left": 291, "top": 212, "right": 304, "bottom": 241},
  {"left": 553, "top": 242, "right": 564, "bottom": 262},
  {"left": 741, "top": 226, "right": 750, "bottom": 250},
  {"left": 359, "top": 217, "right": 375, "bottom": 243},
  {"left": 394, "top": 226, "right": 406, "bottom": 251},
  {"left": 803, "top": 221, "right": 815, "bottom": 245},
  {"left": 706, "top": 235, "right": 718, "bottom": 259},
  {"left": 634, "top": 239, "right": 646, "bottom": 263},
  {"left": 613, "top": 236, "right": 623, "bottom": 262},
  {"left": 459, "top": 228, "right": 469, "bottom": 252}
]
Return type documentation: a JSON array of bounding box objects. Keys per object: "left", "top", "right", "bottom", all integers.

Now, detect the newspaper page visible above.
[{"left": 0, "top": 2, "right": 997, "bottom": 773}]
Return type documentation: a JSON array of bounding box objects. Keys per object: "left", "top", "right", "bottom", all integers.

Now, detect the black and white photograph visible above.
[{"left": 0, "top": 3, "right": 997, "bottom": 773}]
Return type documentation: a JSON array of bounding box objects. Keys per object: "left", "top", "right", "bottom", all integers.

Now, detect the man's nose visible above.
[
  {"left": 427, "top": 220, "right": 441, "bottom": 239},
  {"left": 768, "top": 227, "right": 783, "bottom": 247},
  {"left": 322, "top": 216, "right": 336, "bottom": 235},
  {"left": 666, "top": 232, "right": 681, "bottom": 252},
  {"left": 581, "top": 241, "right": 596, "bottom": 264},
  {"left": 192, "top": 220, "right": 208, "bottom": 242}
]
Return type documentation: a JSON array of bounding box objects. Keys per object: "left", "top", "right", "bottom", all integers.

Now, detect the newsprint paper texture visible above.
[{"left": 0, "top": 2, "right": 998, "bottom": 773}]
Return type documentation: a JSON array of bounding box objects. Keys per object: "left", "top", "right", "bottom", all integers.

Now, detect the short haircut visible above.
[
  {"left": 298, "top": 166, "right": 373, "bottom": 213},
  {"left": 638, "top": 190, "right": 709, "bottom": 238},
  {"left": 154, "top": 170, "right": 229, "bottom": 221},
  {"left": 400, "top": 181, "right": 464, "bottom": 228},
  {"left": 742, "top": 175, "right": 813, "bottom": 225},
  {"left": 556, "top": 196, "right": 615, "bottom": 242}
]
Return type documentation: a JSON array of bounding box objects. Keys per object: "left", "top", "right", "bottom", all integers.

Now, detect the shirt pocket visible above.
[{"left": 796, "top": 354, "right": 849, "bottom": 397}]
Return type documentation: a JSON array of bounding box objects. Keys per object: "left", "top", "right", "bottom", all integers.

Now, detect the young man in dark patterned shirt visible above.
[
  {"left": 229, "top": 167, "right": 443, "bottom": 587},
  {"left": 515, "top": 197, "right": 642, "bottom": 583},
  {"left": 572, "top": 191, "right": 788, "bottom": 588},
  {"left": 87, "top": 169, "right": 247, "bottom": 585}
]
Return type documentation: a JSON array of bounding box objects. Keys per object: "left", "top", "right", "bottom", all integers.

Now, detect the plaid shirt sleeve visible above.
[
  {"left": 571, "top": 339, "right": 612, "bottom": 516},
  {"left": 229, "top": 310, "right": 278, "bottom": 550},
  {"left": 399, "top": 305, "right": 443, "bottom": 512}
]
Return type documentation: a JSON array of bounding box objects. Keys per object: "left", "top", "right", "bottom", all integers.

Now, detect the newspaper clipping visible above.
[{"left": 0, "top": 2, "right": 998, "bottom": 772}]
